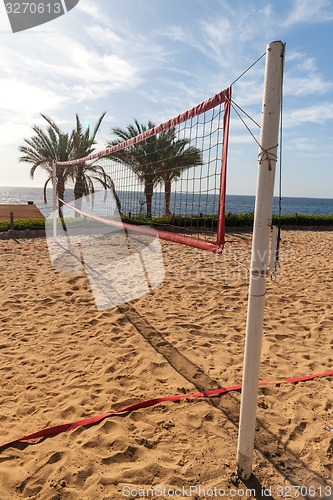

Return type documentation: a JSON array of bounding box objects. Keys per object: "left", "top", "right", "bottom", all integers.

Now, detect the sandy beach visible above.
[{"left": 0, "top": 229, "right": 332, "bottom": 499}]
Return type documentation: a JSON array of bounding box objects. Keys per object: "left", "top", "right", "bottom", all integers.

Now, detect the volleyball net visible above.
[
  {"left": 51, "top": 86, "right": 232, "bottom": 253},
  {"left": 46, "top": 87, "right": 231, "bottom": 309}
]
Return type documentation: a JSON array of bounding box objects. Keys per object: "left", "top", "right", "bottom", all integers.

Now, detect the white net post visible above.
[
  {"left": 236, "top": 41, "right": 285, "bottom": 480},
  {"left": 52, "top": 160, "right": 57, "bottom": 239}
]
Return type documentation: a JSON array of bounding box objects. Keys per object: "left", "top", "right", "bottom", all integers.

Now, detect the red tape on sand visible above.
[{"left": 2, "top": 370, "right": 332, "bottom": 448}]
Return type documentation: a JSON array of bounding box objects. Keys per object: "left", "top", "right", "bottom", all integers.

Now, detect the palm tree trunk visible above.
[
  {"left": 110, "top": 179, "right": 122, "bottom": 214},
  {"left": 145, "top": 184, "right": 153, "bottom": 218},
  {"left": 74, "top": 166, "right": 84, "bottom": 213},
  {"left": 164, "top": 179, "right": 172, "bottom": 216},
  {"left": 57, "top": 174, "right": 65, "bottom": 219}
]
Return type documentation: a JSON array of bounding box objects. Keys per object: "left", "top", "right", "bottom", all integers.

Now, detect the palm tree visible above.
[
  {"left": 108, "top": 120, "right": 160, "bottom": 218},
  {"left": 19, "top": 114, "right": 71, "bottom": 217},
  {"left": 154, "top": 128, "right": 202, "bottom": 215},
  {"left": 108, "top": 120, "right": 202, "bottom": 217},
  {"left": 70, "top": 114, "right": 101, "bottom": 204},
  {"left": 20, "top": 113, "right": 122, "bottom": 216},
  {"left": 70, "top": 159, "right": 122, "bottom": 214},
  {"left": 69, "top": 113, "right": 122, "bottom": 213}
]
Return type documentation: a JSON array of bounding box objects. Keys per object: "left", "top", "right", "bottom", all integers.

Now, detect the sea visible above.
[{"left": 0, "top": 186, "right": 332, "bottom": 217}]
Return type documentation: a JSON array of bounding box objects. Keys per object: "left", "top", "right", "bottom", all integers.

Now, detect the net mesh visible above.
[{"left": 54, "top": 86, "right": 231, "bottom": 253}]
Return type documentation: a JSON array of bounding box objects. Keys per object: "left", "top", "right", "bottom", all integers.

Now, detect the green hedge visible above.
[
  {"left": 122, "top": 212, "right": 333, "bottom": 228},
  {"left": 272, "top": 214, "right": 333, "bottom": 226},
  {"left": 1, "top": 213, "right": 332, "bottom": 232},
  {"left": 226, "top": 213, "right": 333, "bottom": 227},
  {"left": 0, "top": 218, "right": 45, "bottom": 232}
]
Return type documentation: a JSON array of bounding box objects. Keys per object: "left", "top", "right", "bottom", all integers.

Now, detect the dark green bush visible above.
[
  {"left": 271, "top": 214, "right": 333, "bottom": 226},
  {"left": 0, "top": 218, "right": 45, "bottom": 231},
  {"left": 0, "top": 213, "right": 332, "bottom": 233}
]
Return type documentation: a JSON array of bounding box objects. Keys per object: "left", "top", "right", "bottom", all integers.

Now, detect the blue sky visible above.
[{"left": 0, "top": 0, "right": 332, "bottom": 198}]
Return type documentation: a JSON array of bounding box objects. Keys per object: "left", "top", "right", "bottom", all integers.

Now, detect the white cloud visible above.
[
  {"left": 158, "top": 5, "right": 276, "bottom": 99},
  {"left": 0, "top": 32, "right": 141, "bottom": 109},
  {"left": 85, "top": 24, "right": 169, "bottom": 71},
  {"left": 286, "top": 75, "right": 333, "bottom": 97},
  {"left": 285, "top": 52, "right": 333, "bottom": 97},
  {"left": 230, "top": 134, "right": 258, "bottom": 145},
  {"left": 283, "top": 0, "right": 333, "bottom": 26},
  {"left": 76, "top": 2, "right": 109, "bottom": 25},
  {"left": 200, "top": 4, "right": 276, "bottom": 59},
  {"left": 202, "top": 17, "right": 233, "bottom": 48},
  {"left": 232, "top": 79, "right": 265, "bottom": 107},
  {"left": 0, "top": 78, "right": 66, "bottom": 114},
  {"left": 284, "top": 136, "right": 333, "bottom": 160},
  {"left": 35, "top": 35, "right": 139, "bottom": 88},
  {"left": 86, "top": 25, "right": 122, "bottom": 46},
  {"left": 162, "top": 25, "right": 190, "bottom": 44},
  {"left": 285, "top": 103, "right": 333, "bottom": 127},
  {"left": 284, "top": 137, "right": 317, "bottom": 152},
  {"left": 0, "top": 116, "right": 33, "bottom": 146}
]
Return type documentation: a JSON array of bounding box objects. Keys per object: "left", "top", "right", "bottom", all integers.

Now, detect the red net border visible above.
[{"left": 56, "top": 87, "right": 232, "bottom": 167}]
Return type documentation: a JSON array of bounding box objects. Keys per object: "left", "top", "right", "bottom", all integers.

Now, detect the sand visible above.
[{"left": 0, "top": 229, "right": 332, "bottom": 499}]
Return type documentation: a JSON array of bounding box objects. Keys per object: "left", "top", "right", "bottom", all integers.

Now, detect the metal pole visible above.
[
  {"left": 52, "top": 161, "right": 57, "bottom": 239},
  {"left": 217, "top": 86, "right": 232, "bottom": 248},
  {"left": 236, "top": 41, "right": 285, "bottom": 480}
]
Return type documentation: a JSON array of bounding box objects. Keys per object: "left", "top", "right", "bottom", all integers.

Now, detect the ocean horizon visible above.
[{"left": 0, "top": 186, "right": 332, "bottom": 217}]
